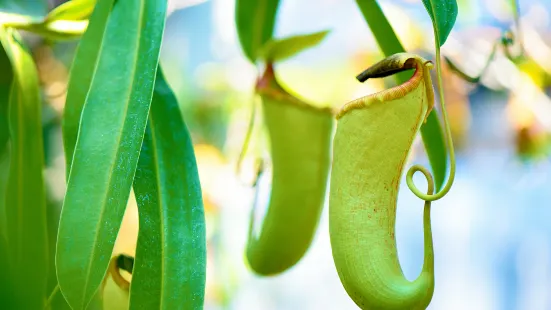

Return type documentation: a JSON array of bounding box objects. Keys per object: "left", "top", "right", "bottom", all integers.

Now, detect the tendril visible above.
[
  {"left": 236, "top": 68, "right": 266, "bottom": 189},
  {"left": 235, "top": 88, "right": 259, "bottom": 177},
  {"left": 44, "top": 284, "right": 60, "bottom": 309},
  {"left": 406, "top": 23, "right": 456, "bottom": 202},
  {"left": 108, "top": 254, "right": 134, "bottom": 291}
]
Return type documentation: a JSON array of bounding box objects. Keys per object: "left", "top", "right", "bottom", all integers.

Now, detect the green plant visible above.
[
  {"left": 0, "top": 0, "right": 206, "bottom": 309},
  {"left": 56, "top": 0, "right": 169, "bottom": 308},
  {"left": 328, "top": 0, "right": 458, "bottom": 308},
  {"left": 235, "top": 0, "right": 337, "bottom": 275},
  {"left": 245, "top": 62, "right": 333, "bottom": 275},
  {"left": 330, "top": 53, "right": 436, "bottom": 310},
  {"left": 0, "top": 0, "right": 479, "bottom": 308}
]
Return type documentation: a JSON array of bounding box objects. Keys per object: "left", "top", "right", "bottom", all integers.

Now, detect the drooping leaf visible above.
[
  {"left": 235, "top": 0, "right": 281, "bottom": 62},
  {"left": 259, "top": 30, "right": 330, "bottom": 62},
  {"left": 130, "top": 68, "right": 206, "bottom": 309},
  {"left": 421, "top": 0, "right": 458, "bottom": 46},
  {"left": 45, "top": 0, "right": 97, "bottom": 22},
  {"left": 56, "top": 0, "right": 168, "bottom": 308},
  {"left": 356, "top": 0, "right": 447, "bottom": 190},
  {"left": 0, "top": 27, "right": 48, "bottom": 309}
]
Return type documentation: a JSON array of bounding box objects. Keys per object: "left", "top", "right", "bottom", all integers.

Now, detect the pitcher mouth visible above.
[{"left": 337, "top": 58, "right": 433, "bottom": 120}]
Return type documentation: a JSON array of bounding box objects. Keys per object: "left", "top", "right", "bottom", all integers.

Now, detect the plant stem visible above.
[
  {"left": 44, "top": 285, "right": 60, "bottom": 309},
  {"left": 406, "top": 16, "right": 456, "bottom": 202},
  {"left": 235, "top": 90, "right": 258, "bottom": 176}
]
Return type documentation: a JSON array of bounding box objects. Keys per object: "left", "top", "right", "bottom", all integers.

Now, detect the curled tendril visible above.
[
  {"left": 405, "top": 27, "right": 456, "bottom": 202},
  {"left": 355, "top": 52, "right": 455, "bottom": 202},
  {"left": 108, "top": 254, "right": 134, "bottom": 291}
]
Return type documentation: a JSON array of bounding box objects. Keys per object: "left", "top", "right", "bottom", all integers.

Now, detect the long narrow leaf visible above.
[
  {"left": 130, "top": 68, "right": 206, "bottom": 309},
  {"left": 56, "top": 0, "right": 168, "bottom": 308},
  {"left": 62, "top": 0, "right": 115, "bottom": 178},
  {"left": 45, "top": 0, "right": 97, "bottom": 22},
  {"left": 0, "top": 45, "right": 11, "bottom": 156},
  {"left": 0, "top": 233, "right": 17, "bottom": 308},
  {"left": 235, "top": 0, "right": 281, "bottom": 62},
  {"left": 355, "top": 0, "right": 448, "bottom": 190},
  {"left": 0, "top": 27, "right": 48, "bottom": 309},
  {"left": 259, "top": 30, "right": 330, "bottom": 62}
]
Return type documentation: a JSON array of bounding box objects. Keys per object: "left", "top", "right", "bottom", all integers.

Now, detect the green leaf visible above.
[
  {"left": 0, "top": 11, "right": 87, "bottom": 41},
  {"left": 0, "top": 27, "right": 48, "bottom": 309},
  {"left": 130, "top": 68, "right": 206, "bottom": 310},
  {"left": 0, "top": 45, "right": 11, "bottom": 156},
  {"left": 0, "top": 232, "right": 17, "bottom": 307},
  {"left": 45, "top": 0, "right": 97, "bottom": 22},
  {"left": 355, "top": 0, "right": 447, "bottom": 190},
  {"left": 12, "top": 21, "right": 88, "bottom": 42},
  {"left": 56, "top": 0, "right": 168, "bottom": 308},
  {"left": 259, "top": 30, "right": 330, "bottom": 62},
  {"left": 62, "top": 0, "right": 115, "bottom": 174},
  {"left": 235, "top": 0, "right": 281, "bottom": 62},
  {"left": 421, "top": 0, "right": 458, "bottom": 46}
]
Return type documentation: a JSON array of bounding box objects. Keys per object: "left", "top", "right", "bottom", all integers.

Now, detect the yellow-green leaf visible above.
[
  {"left": 259, "top": 30, "right": 330, "bottom": 62},
  {"left": 130, "top": 68, "right": 206, "bottom": 309},
  {"left": 56, "top": 0, "right": 168, "bottom": 309},
  {"left": 45, "top": 0, "right": 97, "bottom": 22},
  {"left": 0, "top": 12, "right": 87, "bottom": 41}
]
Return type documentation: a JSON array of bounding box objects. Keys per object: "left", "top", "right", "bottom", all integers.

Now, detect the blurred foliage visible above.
[
  {"left": 181, "top": 93, "right": 231, "bottom": 151},
  {"left": 0, "top": 0, "right": 47, "bottom": 17},
  {"left": 0, "top": 46, "right": 10, "bottom": 156}
]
